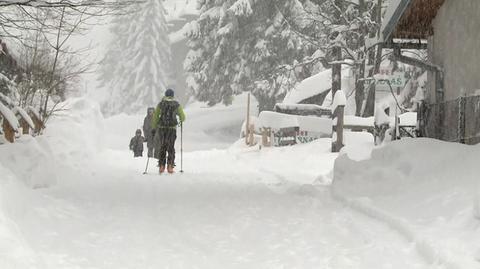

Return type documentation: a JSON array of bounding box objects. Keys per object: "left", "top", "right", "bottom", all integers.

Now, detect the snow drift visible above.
[
  {"left": 333, "top": 138, "right": 480, "bottom": 268},
  {"left": 0, "top": 98, "right": 106, "bottom": 268}
]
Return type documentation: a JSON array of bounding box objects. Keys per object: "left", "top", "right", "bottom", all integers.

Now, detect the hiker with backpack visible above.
[
  {"left": 151, "top": 89, "right": 186, "bottom": 174},
  {"left": 143, "top": 107, "right": 155, "bottom": 158}
]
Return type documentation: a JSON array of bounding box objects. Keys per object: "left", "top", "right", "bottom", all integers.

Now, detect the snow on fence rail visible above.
[
  {"left": 0, "top": 102, "right": 19, "bottom": 143},
  {"left": 274, "top": 103, "right": 332, "bottom": 117},
  {"left": 0, "top": 101, "right": 43, "bottom": 144},
  {"left": 13, "top": 106, "right": 35, "bottom": 135}
]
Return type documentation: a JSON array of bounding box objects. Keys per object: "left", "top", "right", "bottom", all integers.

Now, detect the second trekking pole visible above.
[
  {"left": 143, "top": 157, "right": 150, "bottom": 174},
  {"left": 180, "top": 122, "right": 184, "bottom": 173}
]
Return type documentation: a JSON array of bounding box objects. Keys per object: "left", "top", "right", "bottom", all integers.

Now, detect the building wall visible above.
[{"left": 429, "top": 0, "right": 480, "bottom": 102}]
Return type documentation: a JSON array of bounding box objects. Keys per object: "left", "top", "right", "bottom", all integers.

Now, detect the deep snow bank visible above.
[
  {"left": 0, "top": 98, "right": 105, "bottom": 189},
  {"left": 0, "top": 136, "right": 56, "bottom": 189},
  {"left": 0, "top": 164, "right": 43, "bottom": 269},
  {"left": 0, "top": 98, "right": 106, "bottom": 268},
  {"left": 333, "top": 138, "right": 480, "bottom": 268}
]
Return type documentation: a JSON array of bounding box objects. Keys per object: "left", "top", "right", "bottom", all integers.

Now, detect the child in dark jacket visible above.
[{"left": 129, "top": 129, "right": 145, "bottom": 157}]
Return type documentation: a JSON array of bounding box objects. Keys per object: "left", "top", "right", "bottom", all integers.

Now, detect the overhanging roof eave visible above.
[{"left": 381, "top": 0, "right": 413, "bottom": 41}]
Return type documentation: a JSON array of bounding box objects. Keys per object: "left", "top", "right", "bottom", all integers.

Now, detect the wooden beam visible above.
[
  {"left": 393, "top": 47, "right": 440, "bottom": 72},
  {"left": 383, "top": 41, "right": 428, "bottom": 50}
]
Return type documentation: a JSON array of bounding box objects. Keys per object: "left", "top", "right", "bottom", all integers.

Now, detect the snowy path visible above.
[
  {"left": 0, "top": 100, "right": 436, "bottom": 268},
  {"left": 11, "top": 148, "right": 434, "bottom": 269}
]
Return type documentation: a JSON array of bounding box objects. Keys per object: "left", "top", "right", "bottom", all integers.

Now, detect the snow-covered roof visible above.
[
  {"left": 275, "top": 103, "right": 329, "bottom": 112},
  {"left": 259, "top": 111, "right": 298, "bottom": 130},
  {"left": 13, "top": 106, "right": 35, "bottom": 129},
  {"left": 0, "top": 102, "right": 19, "bottom": 131},
  {"left": 283, "top": 66, "right": 353, "bottom": 105}
]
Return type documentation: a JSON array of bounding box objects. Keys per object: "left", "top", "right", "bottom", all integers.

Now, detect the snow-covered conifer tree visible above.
[
  {"left": 99, "top": 0, "right": 172, "bottom": 115},
  {"left": 185, "top": 0, "right": 318, "bottom": 111},
  {"left": 185, "top": 0, "right": 386, "bottom": 112}
]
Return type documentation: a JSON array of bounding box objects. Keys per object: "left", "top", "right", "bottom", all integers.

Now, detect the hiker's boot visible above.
[
  {"left": 159, "top": 165, "right": 166, "bottom": 174},
  {"left": 167, "top": 164, "right": 175, "bottom": 174}
]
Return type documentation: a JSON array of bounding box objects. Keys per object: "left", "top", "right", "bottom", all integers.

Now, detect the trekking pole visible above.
[
  {"left": 180, "top": 122, "right": 184, "bottom": 173},
  {"left": 143, "top": 157, "right": 150, "bottom": 174}
]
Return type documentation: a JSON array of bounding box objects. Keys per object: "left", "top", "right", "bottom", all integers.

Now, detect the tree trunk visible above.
[
  {"left": 355, "top": 57, "right": 366, "bottom": 116},
  {"left": 362, "top": 0, "right": 383, "bottom": 117},
  {"left": 331, "top": 46, "right": 342, "bottom": 99}
]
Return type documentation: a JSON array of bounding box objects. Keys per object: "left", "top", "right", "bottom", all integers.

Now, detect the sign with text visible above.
[{"left": 376, "top": 69, "right": 406, "bottom": 88}]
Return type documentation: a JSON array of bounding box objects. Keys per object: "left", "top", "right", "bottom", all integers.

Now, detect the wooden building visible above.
[{"left": 382, "top": 0, "right": 480, "bottom": 144}]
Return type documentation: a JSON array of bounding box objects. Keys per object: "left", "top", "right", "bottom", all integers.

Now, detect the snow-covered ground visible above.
[
  {"left": 334, "top": 139, "right": 480, "bottom": 268},
  {"left": 1, "top": 94, "right": 472, "bottom": 269}
]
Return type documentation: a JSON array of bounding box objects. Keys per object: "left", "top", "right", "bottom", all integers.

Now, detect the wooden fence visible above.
[{"left": 0, "top": 105, "right": 42, "bottom": 144}]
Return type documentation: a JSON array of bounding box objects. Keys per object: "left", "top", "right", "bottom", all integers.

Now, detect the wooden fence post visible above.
[
  {"left": 2, "top": 118, "right": 15, "bottom": 143},
  {"left": 20, "top": 119, "right": 29, "bottom": 135},
  {"left": 332, "top": 104, "right": 345, "bottom": 152},
  {"left": 262, "top": 127, "right": 272, "bottom": 147},
  {"left": 248, "top": 124, "right": 255, "bottom": 146}
]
